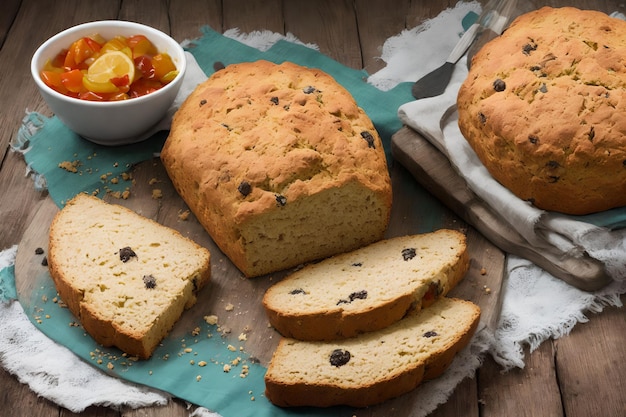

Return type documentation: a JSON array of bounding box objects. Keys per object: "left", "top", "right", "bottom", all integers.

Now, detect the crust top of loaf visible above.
[
  {"left": 458, "top": 7, "right": 626, "bottom": 215},
  {"left": 163, "top": 60, "right": 389, "bottom": 219}
]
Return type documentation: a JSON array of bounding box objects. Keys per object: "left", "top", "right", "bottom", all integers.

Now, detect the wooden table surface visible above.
[{"left": 1, "top": 1, "right": 625, "bottom": 417}]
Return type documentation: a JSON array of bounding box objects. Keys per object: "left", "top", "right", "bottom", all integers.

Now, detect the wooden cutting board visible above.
[
  {"left": 14, "top": 156, "right": 505, "bottom": 414},
  {"left": 391, "top": 125, "right": 612, "bottom": 292}
]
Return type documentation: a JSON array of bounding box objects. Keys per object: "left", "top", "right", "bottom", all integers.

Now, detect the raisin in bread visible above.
[
  {"left": 457, "top": 7, "right": 626, "bottom": 215},
  {"left": 264, "top": 297, "right": 481, "bottom": 408},
  {"left": 161, "top": 60, "right": 392, "bottom": 277},
  {"left": 263, "top": 229, "right": 469, "bottom": 340},
  {"left": 47, "top": 193, "right": 211, "bottom": 359}
]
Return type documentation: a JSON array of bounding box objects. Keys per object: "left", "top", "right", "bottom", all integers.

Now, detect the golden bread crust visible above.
[{"left": 458, "top": 7, "right": 626, "bottom": 215}]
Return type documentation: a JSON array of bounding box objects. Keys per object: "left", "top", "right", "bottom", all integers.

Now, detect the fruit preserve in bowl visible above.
[{"left": 31, "top": 20, "right": 187, "bottom": 145}]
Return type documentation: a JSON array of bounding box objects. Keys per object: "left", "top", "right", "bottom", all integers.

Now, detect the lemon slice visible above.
[{"left": 86, "top": 50, "right": 135, "bottom": 84}]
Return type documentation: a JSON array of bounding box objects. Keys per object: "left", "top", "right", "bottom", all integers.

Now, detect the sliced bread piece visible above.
[
  {"left": 262, "top": 229, "right": 469, "bottom": 340},
  {"left": 47, "top": 193, "right": 211, "bottom": 359},
  {"left": 264, "top": 297, "right": 481, "bottom": 408}
]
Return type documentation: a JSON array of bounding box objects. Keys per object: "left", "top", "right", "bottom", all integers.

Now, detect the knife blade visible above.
[{"left": 410, "top": 23, "right": 480, "bottom": 99}]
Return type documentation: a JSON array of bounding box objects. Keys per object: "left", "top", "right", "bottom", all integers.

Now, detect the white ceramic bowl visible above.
[{"left": 31, "top": 20, "right": 186, "bottom": 146}]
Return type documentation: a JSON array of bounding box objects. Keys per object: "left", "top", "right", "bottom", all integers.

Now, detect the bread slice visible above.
[
  {"left": 264, "top": 297, "right": 481, "bottom": 408},
  {"left": 262, "top": 230, "right": 469, "bottom": 340},
  {"left": 47, "top": 193, "right": 211, "bottom": 359}
]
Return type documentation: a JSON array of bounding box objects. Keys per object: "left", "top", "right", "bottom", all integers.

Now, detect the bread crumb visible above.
[
  {"left": 223, "top": 364, "right": 231, "bottom": 373},
  {"left": 196, "top": 375, "right": 202, "bottom": 382},
  {"left": 227, "top": 344, "right": 236, "bottom": 352},
  {"left": 107, "top": 362, "right": 114, "bottom": 370},
  {"left": 480, "top": 267, "right": 487, "bottom": 275},
  {"left": 151, "top": 189, "right": 163, "bottom": 199},
  {"left": 225, "top": 303, "right": 234, "bottom": 311},
  {"left": 58, "top": 160, "right": 80, "bottom": 173},
  {"left": 178, "top": 209, "right": 191, "bottom": 221},
  {"left": 191, "top": 326, "right": 201, "bottom": 336},
  {"left": 198, "top": 361, "right": 207, "bottom": 367},
  {"left": 204, "top": 315, "right": 218, "bottom": 325},
  {"left": 238, "top": 332, "right": 247, "bottom": 341},
  {"left": 149, "top": 177, "right": 159, "bottom": 185}
]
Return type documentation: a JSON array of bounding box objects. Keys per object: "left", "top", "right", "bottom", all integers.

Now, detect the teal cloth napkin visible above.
[
  {"left": 16, "top": 112, "right": 168, "bottom": 205},
  {"left": 0, "top": 264, "right": 17, "bottom": 303},
  {"left": 13, "top": 26, "right": 439, "bottom": 416}
]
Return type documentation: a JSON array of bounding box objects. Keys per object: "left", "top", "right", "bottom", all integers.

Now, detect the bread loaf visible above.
[
  {"left": 161, "top": 60, "right": 392, "bottom": 277},
  {"left": 264, "top": 297, "right": 481, "bottom": 408},
  {"left": 263, "top": 229, "right": 469, "bottom": 340},
  {"left": 457, "top": 7, "right": 626, "bottom": 215},
  {"left": 47, "top": 193, "right": 211, "bottom": 359}
]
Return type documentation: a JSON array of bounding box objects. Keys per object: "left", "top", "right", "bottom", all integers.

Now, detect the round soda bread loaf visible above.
[
  {"left": 263, "top": 229, "right": 469, "bottom": 341},
  {"left": 47, "top": 194, "right": 211, "bottom": 359},
  {"left": 264, "top": 297, "right": 481, "bottom": 408},
  {"left": 457, "top": 7, "right": 626, "bottom": 215},
  {"left": 161, "top": 60, "right": 392, "bottom": 277}
]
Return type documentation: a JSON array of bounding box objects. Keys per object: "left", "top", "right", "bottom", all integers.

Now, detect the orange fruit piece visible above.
[{"left": 86, "top": 50, "right": 135, "bottom": 84}]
